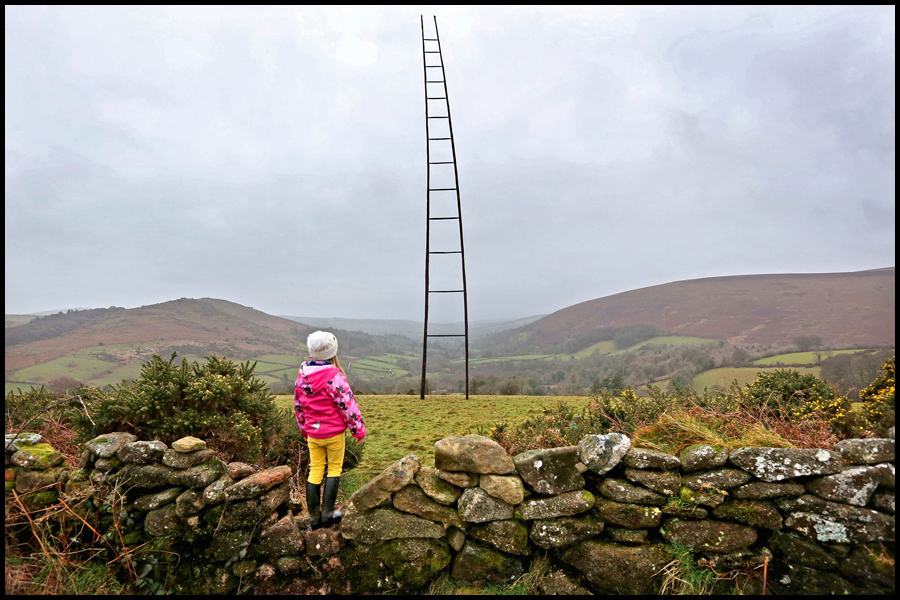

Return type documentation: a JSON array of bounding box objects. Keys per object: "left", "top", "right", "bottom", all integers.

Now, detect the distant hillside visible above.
[
  {"left": 280, "top": 315, "right": 546, "bottom": 339},
  {"left": 485, "top": 268, "right": 895, "bottom": 354},
  {"left": 4, "top": 298, "right": 412, "bottom": 373}
]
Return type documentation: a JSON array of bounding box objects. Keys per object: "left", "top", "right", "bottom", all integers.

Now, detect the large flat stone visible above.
[
  {"left": 660, "top": 518, "right": 758, "bottom": 553},
  {"left": 513, "top": 446, "right": 584, "bottom": 495},
  {"left": 516, "top": 490, "right": 595, "bottom": 521},
  {"left": 434, "top": 435, "right": 515, "bottom": 474},
  {"left": 560, "top": 541, "right": 672, "bottom": 595},
  {"left": 833, "top": 438, "right": 894, "bottom": 464},
  {"left": 577, "top": 433, "right": 630, "bottom": 475},
  {"left": 729, "top": 447, "right": 841, "bottom": 482},
  {"left": 340, "top": 506, "right": 445, "bottom": 545},
  {"left": 458, "top": 487, "right": 515, "bottom": 522},
  {"left": 350, "top": 454, "right": 421, "bottom": 512}
]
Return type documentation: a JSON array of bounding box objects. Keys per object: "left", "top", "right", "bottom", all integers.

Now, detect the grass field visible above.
[
  {"left": 751, "top": 349, "right": 868, "bottom": 366},
  {"left": 692, "top": 366, "right": 822, "bottom": 391},
  {"left": 274, "top": 394, "right": 591, "bottom": 482}
]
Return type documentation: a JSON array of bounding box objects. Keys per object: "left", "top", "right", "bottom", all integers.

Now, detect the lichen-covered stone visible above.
[
  {"left": 340, "top": 506, "right": 444, "bottom": 544},
  {"left": 175, "top": 488, "right": 205, "bottom": 517},
  {"left": 784, "top": 511, "right": 895, "bottom": 544},
  {"left": 253, "top": 515, "right": 305, "bottom": 556},
  {"left": 227, "top": 462, "right": 255, "bottom": 479},
  {"left": 15, "top": 466, "right": 65, "bottom": 494},
  {"left": 171, "top": 436, "right": 206, "bottom": 453},
  {"left": 769, "top": 530, "right": 838, "bottom": 569},
  {"left": 661, "top": 499, "right": 708, "bottom": 519},
  {"left": 447, "top": 527, "right": 466, "bottom": 551},
  {"left": 393, "top": 484, "right": 463, "bottom": 527},
  {"left": 232, "top": 560, "right": 257, "bottom": 578},
  {"left": 11, "top": 443, "right": 65, "bottom": 469},
  {"left": 223, "top": 465, "right": 292, "bottom": 502},
  {"left": 516, "top": 490, "right": 595, "bottom": 521},
  {"left": 679, "top": 485, "right": 727, "bottom": 507},
  {"left": 559, "top": 540, "right": 672, "bottom": 595},
  {"left": 624, "top": 448, "right": 680, "bottom": 470},
  {"left": 458, "top": 487, "right": 515, "bottom": 522},
  {"left": 479, "top": 473, "right": 525, "bottom": 505},
  {"left": 94, "top": 456, "right": 122, "bottom": 471},
  {"left": 436, "top": 469, "right": 479, "bottom": 488},
  {"left": 162, "top": 448, "right": 215, "bottom": 469},
  {"left": 451, "top": 540, "right": 524, "bottom": 585},
  {"left": 732, "top": 481, "right": 805, "bottom": 500},
  {"left": 349, "top": 454, "right": 421, "bottom": 512},
  {"left": 21, "top": 489, "right": 59, "bottom": 510},
  {"left": 117, "top": 440, "right": 167, "bottom": 464},
  {"left": 660, "top": 518, "right": 758, "bottom": 552},
  {"left": 606, "top": 527, "right": 649, "bottom": 544},
  {"left": 305, "top": 527, "right": 341, "bottom": 556},
  {"left": 513, "top": 446, "right": 584, "bottom": 495},
  {"left": 871, "top": 490, "right": 894, "bottom": 514},
  {"left": 203, "top": 475, "right": 233, "bottom": 505},
  {"left": 205, "top": 529, "right": 252, "bottom": 562},
  {"left": 5, "top": 433, "right": 43, "bottom": 453},
  {"left": 274, "top": 556, "right": 302, "bottom": 576},
  {"left": 203, "top": 483, "right": 290, "bottom": 531},
  {"left": 774, "top": 563, "right": 861, "bottom": 596},
  {"left": 594, "top": 498, "right": 661, "bottom": 529},
  {"left": 834, "top": 438, "right": 894, "bottom": 464},
  {"left": 530, "top": 514, "right": 605, "bottom": 549},
  {"left": 368, "top": 538, "right": 451, "bottom": 589},
  {"left": 729, "top": 447, "right": 841, "bottom": 482},
  {"left": 776, "top": 493, "right": 895, "bottom": 527},
  {"left": 680, "top": 444, "right": 728, "bottom": 472},
  {"left": 683, "top": 468, "right": 751, "bottom": 491},
  {"left": 415, "top": 467, "right": 462, "bottom": 505},
  {"left": 468, "top": 519, "right": 530, "bottom": 556},
  {"left": 434, "top": 435, "right": 515, "bottom": 474},
  {"left": 838, "top": 542, "right": 896, "bottom": 590},
  {"left": 712, "top": 500, "right": 783, "bottom": 529},
  {"left": 134, "top": 487, "right": 183, "bottom": 511},
  {"left": 624, "top": 468, "right": 681, "bottom": 495},
  {"left": 806, "top": 465, "right": 882, "bottom": 506},
  {"left": 169, "top": 459, "right": 226, "bottom": 489},
  {"left": 86, "top": 432, "right": 138, "bottom": 458},
  {"left": 538, "top": 570, "right": 594, "bottom": 595},
  {"left": 117, "top": 463, "right": 176, "bottom": 488},
  {"left": 145, "top": 503, "right": 181, "bottom": 537},
  {"left": 598, "top": 478, "right": 667, "bottom": 505},
  {"left": 577, "top": 433, "right": 630, "bottom": 474}
]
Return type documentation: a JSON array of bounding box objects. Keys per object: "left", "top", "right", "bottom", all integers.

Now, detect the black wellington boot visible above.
[
  {"left": 306, "top": 481, "right": 322, "bottom": 530},
  {"left": 321, "top": 477, "right": 344, "bottom": 527}
]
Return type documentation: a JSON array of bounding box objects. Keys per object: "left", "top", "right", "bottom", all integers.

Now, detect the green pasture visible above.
[
  {"left": 751, "top": 349, "right": 869, "bottom": 366},
  {"left": 255, "top": 354, "right": 305, "bottom": 367},
  {"left": 456, "top": 354, "right": 556, "bottom": 365},
  {"left": 274, "top": 394, "right": 591, "bottom": 482},
  {"left": 693, "top": 367, "right": 822, "bottom": 391},
  {"left": 5, "top": 314, "right": 38, "bottom": 326},
  {"left": 12, "top": 356, "right": 119, "bottom": 383}
]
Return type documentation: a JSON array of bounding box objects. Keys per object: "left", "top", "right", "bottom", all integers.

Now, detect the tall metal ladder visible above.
[{"left": 420, "top": 15, "right": 469, "bottom": 399}]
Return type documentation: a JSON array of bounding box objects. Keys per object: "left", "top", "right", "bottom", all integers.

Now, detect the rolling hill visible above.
[{"left": 485, "top": 267, "right": 895, "bottom": 354}]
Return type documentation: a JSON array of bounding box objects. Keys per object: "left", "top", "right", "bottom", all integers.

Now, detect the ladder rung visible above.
[
  {"left": 423, "top": 38, "right": 438, "bottom": 41},
  {"left": 427, "top": 116, "right": 449, "bottom": 119},
  {"left": 429, "top": 290, "right": 465, "bottom": 293},
  {"left": 425, "top": 65, "right": 443, "bottom": 68},
  {"left": 425, "top": 81, "right": 444, "bottom": 83},
  {"left": 427, "top": 334, "right": 466, "bottom": 337},
  {"left": 429, "top": 188, "right": 456, "bottom": 191},
  {"left": 424, "top": 51, "right": 441, "bottom": 53},
  {"left": 428, "top": 137, "right": 451, "bottom": 141},
  {"left": 429, "top": 250, "right": 461, "bottom": 253},
  {"left": 426, "top": 97, "right": 447, "bottom": 100},
  {"left": 429, "top": 161, "right": 454, "bottom": 164},
  {"left": 428, "top": 218, "right": 460, "bottom": 222}
]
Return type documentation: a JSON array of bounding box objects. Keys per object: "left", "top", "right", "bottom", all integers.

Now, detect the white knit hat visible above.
[{"left": 307, "top": 331, "right": 338, "bottom": 360}]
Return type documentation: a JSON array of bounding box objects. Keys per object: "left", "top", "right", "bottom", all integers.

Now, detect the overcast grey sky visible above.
[{"left": 5, "top": 6, "right": 895, "bottom": 322}]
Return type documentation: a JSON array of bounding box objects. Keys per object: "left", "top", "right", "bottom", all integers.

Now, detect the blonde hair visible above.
[{"left": 307, "top": 353, "right": 346, "bottom": 378}]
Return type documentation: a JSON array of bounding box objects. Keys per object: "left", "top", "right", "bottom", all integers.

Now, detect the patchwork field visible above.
[
  {"left": 692, "top": 366, "right": 822, "bottom": 391},
  {"left": 751, "top": 349, "right": 867, "bottom": 366}
]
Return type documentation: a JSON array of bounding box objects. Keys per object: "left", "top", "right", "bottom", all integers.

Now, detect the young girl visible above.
[{"left": 294, "top": 331, "right": 366, "bottom": 530}]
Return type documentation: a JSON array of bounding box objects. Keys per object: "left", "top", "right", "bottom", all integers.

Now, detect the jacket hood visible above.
[{"left": 301, "top": 363, "right": 341, "bottom": 393}]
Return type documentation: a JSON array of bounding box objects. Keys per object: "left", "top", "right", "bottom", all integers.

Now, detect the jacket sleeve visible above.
[
  {"left": 326, "top": 372, "right": 367, "bottom": 440},
  {"left": 293, "top": 377, "right": 307, "bottom": 437}
]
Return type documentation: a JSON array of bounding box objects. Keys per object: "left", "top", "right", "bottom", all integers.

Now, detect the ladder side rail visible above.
[
  {"left": 420, "top": 15, "right": 432, "bottom": 399},
  {"left": 433, "top": 16, "right": 470, "bottom": 398}
]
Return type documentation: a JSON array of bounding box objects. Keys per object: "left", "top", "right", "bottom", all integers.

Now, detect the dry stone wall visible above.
[{"left": 5, "top": 429, "right": 896, "bottom": 594}]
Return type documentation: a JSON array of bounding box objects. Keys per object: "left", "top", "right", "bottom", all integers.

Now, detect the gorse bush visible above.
[
  {"left": 858, "top": 356, "right": 895, "bottom": 434},
  {"left": 71, "top": 352, "right": 302, "bottom": 464}
]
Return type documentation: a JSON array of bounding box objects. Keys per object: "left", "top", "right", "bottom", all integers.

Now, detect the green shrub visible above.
[
  {"left": 71, "top": 352, "right": 302, "bottom": 464},
  {"left": 859, "top": 356, "right": 895, "bottom": 434}
]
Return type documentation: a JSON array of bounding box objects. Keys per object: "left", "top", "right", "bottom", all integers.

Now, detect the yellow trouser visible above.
[{"left": 307, "top": 433, "right": 345, "bottom": 485}]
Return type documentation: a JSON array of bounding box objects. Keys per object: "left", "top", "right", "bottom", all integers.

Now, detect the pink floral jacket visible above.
[{"left": 294, "top": 361, "right": 366, "bottom": 440}]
